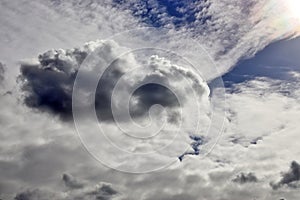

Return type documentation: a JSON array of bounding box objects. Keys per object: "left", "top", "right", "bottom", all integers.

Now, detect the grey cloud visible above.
[
  {"left": 19, "top": 42, "right": 183, "bottom": 122},
  {"left": 85, "top": 183, "right": 118, "bottom": 200},
  {"left": 62, "top": 173, "right": 85, "bottom": 190},
  {"left": 0, "top": 62, "right": 5, "bottom": 83},
  {"left": 15, "top": 189, "right": 58, "bottom": 200},
  {"left": 232, "top": 172, "right": 258, "bottom": 184},
  {"left": 20, "top": 49, "right": 83, "bottom": 120},
  {"left": 15, "top": 189, "right": 62, "bottom": 200},
  {"left": 271, "top": 161, "right": 300, "bottom": 190},
  {"left": 129, "top": 83, "right": 179, "bottom": 118},
  {"left": 19, "top": 42, "right": 117, "bottom": 121},
  {"left": 15, "top": 175, "right": 118, "bottom": 200}
]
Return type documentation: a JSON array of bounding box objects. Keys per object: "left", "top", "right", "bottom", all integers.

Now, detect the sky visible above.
[{"left": 0, "top": 0, "right": 300, "bottom": 199}]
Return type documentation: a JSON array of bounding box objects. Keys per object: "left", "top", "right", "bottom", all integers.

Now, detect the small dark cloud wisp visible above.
[
  {"left": 232, "top": 172, "right": 258, "bottom": 184},
  {"left": 271, "top": 161, "right": 300, "bottom": 190}
]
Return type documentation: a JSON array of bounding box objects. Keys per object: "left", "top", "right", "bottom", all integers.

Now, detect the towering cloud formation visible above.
[{"left": 20, "top": 40, "right": 210, "bottom": 125}]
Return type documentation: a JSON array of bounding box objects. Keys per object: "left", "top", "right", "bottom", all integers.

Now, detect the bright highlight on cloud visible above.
[{"left": 285, "top": 0, "right": 300, "bottom": 22}]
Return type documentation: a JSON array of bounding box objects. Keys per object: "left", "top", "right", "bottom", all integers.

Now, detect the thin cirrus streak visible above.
[{"left": 107, "top": 0, "right": 300, "bottom": 77}]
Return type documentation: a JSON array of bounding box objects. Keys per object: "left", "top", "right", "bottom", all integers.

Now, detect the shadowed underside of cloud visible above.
[
  {"left": 20, "top": 54, "right": 78, "bottom": 120},
  {"left": 271, "top": 161, "right": 300, "bottom": 190},
  {"left": 19, "top": 40, "right": 208, "bottom": 124}
]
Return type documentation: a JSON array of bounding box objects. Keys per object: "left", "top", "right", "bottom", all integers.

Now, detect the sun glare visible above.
[{"left": 286, "top": 0, "right": 300, "bottom": 20}]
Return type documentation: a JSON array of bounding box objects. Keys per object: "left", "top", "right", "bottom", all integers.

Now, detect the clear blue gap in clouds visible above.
[
  {"left": 112, "top": 0, "right": 209, "bottom": 28},
  {"left": 218, "top": 36, "right": 300, "bottom": 88}
]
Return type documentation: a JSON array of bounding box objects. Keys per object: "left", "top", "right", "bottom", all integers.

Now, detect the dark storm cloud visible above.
[
  {"left": 20, "top": 44, "right": 181, "bottom": 122},
  {"left": 20, "top": 49, "right": 83, "bottom": 120},
  {"left": 232, "top": 172, "right": 258, "bottom": 184},
  {"left": 271, "top": 161, "right": 300, "bottom": 190},
  {"left": 130, "top": 83, "right": 179, "bottom": 118}
]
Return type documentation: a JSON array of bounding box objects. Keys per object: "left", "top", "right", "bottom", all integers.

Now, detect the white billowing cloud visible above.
[
  {"left": 1, "top": 0, "right": 300, "bottom": 199},
  {"left": 222, "top": 77, "right": 300, "bottom": 147},
  {"left": 3, "top": 60, "right": 300, "bottom": 199},
  {"left": 2, "top": 71, "right": 300, "bottom": 199},
  {"left": 70, "top": 39, "right": 212, "bottom": 172},
  {"left": 17, "top": 38, "right": 215, "bottom": 173},
  {"left": 0, "top": 79, "right": 124, "bottom": 199}
]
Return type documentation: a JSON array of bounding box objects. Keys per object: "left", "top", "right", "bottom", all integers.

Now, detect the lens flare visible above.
[
  {"left": 286, "top": 0, "right": 300, "bottom": 21},
  {"left": 253, "top": 0, "right": 300, "bottom": 40}
]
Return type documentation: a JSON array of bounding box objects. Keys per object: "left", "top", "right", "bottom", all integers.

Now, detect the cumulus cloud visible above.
[
  {"left": 2, "top": 0, "right": 300, "bottom": 199},
  {"left": 13, "top": 40, "right": 300, "bottom": 200},
  {"left": 18, "top": 40, "right": 113, "bottom": 120},
  {"left": 20, "top": 40, "right": 210, "bottom": 127},
  {"left": 19, "top": 41, "right": 98, "bottom": 120},
  {"left": 1, "top": 67, "right": 300, "bottom": 200},
  {"left": 18, "top": 39, "right": 212, "bottom": 173}
]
